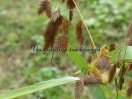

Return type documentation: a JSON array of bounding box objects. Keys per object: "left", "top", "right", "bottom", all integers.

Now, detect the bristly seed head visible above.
[
  {"left": 125, "top": 22, "right": 132, "bottom": 46},
  {"left": 75, "top": 79, "right": 84, "bottom": 99},
  {"left": 95, "top": 56, "right": 111, "bottom": 71},
  {"left": 37, "top": 0, "right": 52, "bottom": 18},
  {"left": 108, "top": 63, "right": 117, "bottom": 83},
  {"left": 126, "top": 79, "right": 132, "bottom": 98}
]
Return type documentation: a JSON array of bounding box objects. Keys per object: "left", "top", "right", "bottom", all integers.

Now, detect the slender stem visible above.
[
  {"left": 115, "top": 78, "right": 118, "bottom": 99},
  {"left": 92, "top": 34, "right": 112, "bottom": 44},
  {"left": 118, "top": 46, "right": 127, "bottom": 88},
  {"left": 51, "top": 51, "right": 54, "bottom": 63},
  {"left": 73, "top": 0, "right": 98, "bottom": 56}
]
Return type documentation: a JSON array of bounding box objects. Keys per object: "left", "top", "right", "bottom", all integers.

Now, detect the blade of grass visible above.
[
  {"left": 89, "top": 86, "right": 106, "bottom": 99},
  {"left": 67, "top": 44, "right": 88, "bottom": 75},
  {"left": 108, "top": 46, "right": 132, "bottom": 63},
  {"left": 0, "top": 76, "right": 79, "bottom": 99}
]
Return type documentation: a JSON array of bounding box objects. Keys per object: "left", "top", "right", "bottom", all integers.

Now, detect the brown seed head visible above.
[
  {"left": 37, "top": 0, "right": 52, "bottom": 18},
  {"left": 75, "top": 79, "right": 84, "bottom": 99},
  {"left": 126, "top": 80, "right": 132, "bottom": 97}
]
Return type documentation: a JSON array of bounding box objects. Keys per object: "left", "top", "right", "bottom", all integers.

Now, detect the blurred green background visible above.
[{"left": 0, "top": 0, "right": 132, "bottom": 99}]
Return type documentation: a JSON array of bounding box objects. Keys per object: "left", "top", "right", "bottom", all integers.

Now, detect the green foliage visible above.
[
  {"left": 0, "top": 77, "right": 79, "bottom": 99},
  {"left": 82, "top": 0, "right": 132, "bottom": 36},
  {"left": 67, "top": 44, "right": 88, "bottom": 75},
  {"left": 0, "top": 0, "right": 132, "bottom": 99},
  {"left": 78, "top": 0, "right": 132, "bottom": 47},
  {"left": 108, "top": 46, "right": 132, "bottom": 63},
  {"left": 67, "top": 44, "right": 106, "bottom": 99},
  {"left": 67, "top": 44, "right": 132, "bottom": 99}
]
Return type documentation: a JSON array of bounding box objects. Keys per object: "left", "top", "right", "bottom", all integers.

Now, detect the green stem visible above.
[
  {"left": 117, "top": 46, "right": 127, "bottom": 97},
  {"left": 72, "top": 0, "right": 98, "bottom": 57}
]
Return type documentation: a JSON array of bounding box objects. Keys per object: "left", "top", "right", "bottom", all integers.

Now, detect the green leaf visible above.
[
  {"left": 67, "top": 44, "right": 106, "bottom": 99},
  {"left": 67, "top": 44, "right": 88, "bottom": 75},
  {"left": 108, "top": 46, "right": 132, "bottom": 63},
  {"left": 0, "top": 76, "right": 79, "bottom": 99},
  {"left": 89, "top": 87, "right": 106, "bottom": 99}
]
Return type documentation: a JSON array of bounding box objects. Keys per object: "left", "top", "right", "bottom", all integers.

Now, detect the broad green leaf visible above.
[
  {"left": 67, "top": 44, "right": 106, "bottom": 99},
  {"left": 108, "top": 46, "right": 132, "bottom": 63},
  {"left": 67, "top": 44, "right": 88, "bottom": 75},
  {"left": 0, "top": 76, "right": 79, "bottom": 99},
  {"left": 89, "top": 86, "right": 106, "bottom": 99}
]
